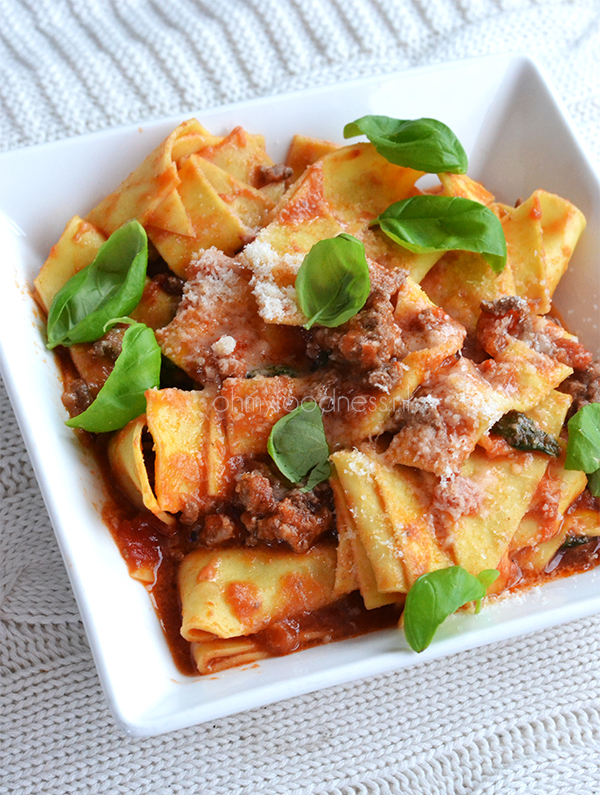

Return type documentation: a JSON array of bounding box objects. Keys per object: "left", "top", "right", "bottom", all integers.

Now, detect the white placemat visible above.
[{"left": 2, "top": 1, "right": 600, "bottom": 793}]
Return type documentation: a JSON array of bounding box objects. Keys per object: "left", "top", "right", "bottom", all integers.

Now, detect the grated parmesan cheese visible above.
[
  {"left": 211, "top": 335, "right": 237, "bottom": 357},
  {"left": 241, "top": 238, "right": 305, "bottom": 325}
]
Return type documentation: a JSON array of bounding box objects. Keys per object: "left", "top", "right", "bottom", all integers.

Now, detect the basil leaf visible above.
[
  {"left": 491, "top": 411, "right": 561, "bottom": 456},
  {"left": 473, "top": 569, "right": 500, "bottom": 613},
  {"left": 302, "top": 457, "right": 332, "bottom": 493},
  {"left": 267, "top": 401, "right": 331, "bottom": 490},
  {"left": 565, "top": 404, "right": 600, "bottom": 473},
  {"left": 587, "top": 469, "right": 600, "bottom": 497},
  {"left": 343, "top": 116, "right": 468, "bottom": 174},
  {"left": 47, "top": 220, "right": 148, "bottom": 349},
  {"left": 65, "top": 322, "right": 161, "bottom": 433},
  {"left": 372, "top": 195, "right": 507, "bottom": 274},
  {"left": 296, "top": 234, "right": 370, "bottom": 329},
  {"left": 560, "top": 534, "right": 594, "bottom": 549},
  {"left": 403, "top": 565, "right": 499, "bottom": 653}
]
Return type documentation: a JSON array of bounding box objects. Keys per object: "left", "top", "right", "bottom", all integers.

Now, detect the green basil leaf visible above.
[
  {"left": 47, "top": 220, "right": 148, "bottom": 349},
  {"left": 491, "top": 411, "right": 561, "bottom": 456},
  {"left": 587, "top": 469, "right": 600, "bottom": 497},
  {"left": 565, "top": 404, "right": 600, "bottom": 473},
  {"left": 296, "top": 234, "right": 370, "bottom": 329},
  {"left": 476, "top": 569, "right": 500, "bottom": 590},
  {"left": 302, "top": 457, "right": 332, "bottom": 493},
  {"left": 474, "top": 569, "right": 500, "bottom": 613},
  {"left": 343, "top": 116, "right": 468, "bottom": 174},
  {"left": 65, "top": 322, "right": 161, "bottom": 433},
  {"left": 372, "top": 195, "right": 507, "bottom": 274},
  {"left": 267, "top": 401, "right": 331, "bottom": 490},
  {"left": 403, "top": 565, "right": 499, "bottom": 653}
]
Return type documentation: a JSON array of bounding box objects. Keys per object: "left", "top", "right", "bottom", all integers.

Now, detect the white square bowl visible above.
[{"left": 1, "top": 52, "right": 599, "bottom": 737}]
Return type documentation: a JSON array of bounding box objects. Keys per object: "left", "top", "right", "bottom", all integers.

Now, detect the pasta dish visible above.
[{"left": 34, "top": 115, "right": 600, "bottom": 674}]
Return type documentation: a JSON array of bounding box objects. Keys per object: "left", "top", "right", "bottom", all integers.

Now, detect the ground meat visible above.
[
  {"left": 477, "top": 296, "right": 534, "bottom": 355},
  {"left": 307, "top": 267, "right": 408, "bottom": 390},
  {"left": 153, "top": 272, "right": 185, "bottom": 296},
  {"left": 235, "top": 469, "right": 334, "bottom": 552},
  {"left": 431, "top": 474, "right": 485, "bottom": 522},
  {"left": 560, "top": 359, "right": 600, "bottom": 417},
  {"left": 366, "top": 362, "right": 402, "bottom": 393},
  {"left": 538, "top": 320, "right": 593, "bottom": 370},
  {"left": 477, "top": 296, "right": 592, "bottom": 370},
  {"left": 61, "top": 378, "right": 94, "bottom": 416},
  {"left": 393, "top": 393, "right": 444, "bottom": 428},
  {"left": 403, "top": 307, "right": 455, "bottom": 353},
  {"left": 90, "top": 328, "right": 123, "bottom": 361},
  {"left": 369, "top": 263, "right": 408, "bottom": 298},
  {"left": 236, "top": 469, "right": 279, "bottom": 515},
  {"left": 385, "top": 358, "right": 509, "bottom": 476},
  {"left": 302, "top": 370, "right": 339, "bottom": 413},
  {"left": 198, "top": 514, "right": 244, "bottom": 547},
  {"left": 460, "top": 332, "right": 489, "bottom": 363},
  {"left": 386, "top": 392, "right": 457, "bottom": 474},
  {"left": 255, "top": 163, "right": 293, "bottom": 187}
]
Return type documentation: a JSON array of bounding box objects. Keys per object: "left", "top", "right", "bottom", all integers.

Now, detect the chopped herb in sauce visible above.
[{"left": 491, "top": 411, "right": 561, "bottom": 456}]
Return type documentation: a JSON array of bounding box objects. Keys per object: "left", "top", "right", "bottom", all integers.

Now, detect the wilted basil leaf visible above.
[
  {"left": 343, "top": 115, "right": 468, "bottom": 174},
  {"left": 560, "top": 534, "right": 594, "bottom": 550},
  {"left": 65, "top": 322, "right": 161, "bottom": 433},
  {"left": 47, "top": 220, "right": 148, "bottom": 348},
  {"left": 267, "top": 401, "right": 331, "bottom": 490},
  {"left": 403, "top": 566, "right": 499, "bottom": 653},
  {"left": 371, "top": 195, "right": 507, "bottom": 274},
  {"left": 491, "top": 411, "right": 561, "bottom": 456},
  {"left": 296, "top": 234, "right": 370, "bottom": 329}
]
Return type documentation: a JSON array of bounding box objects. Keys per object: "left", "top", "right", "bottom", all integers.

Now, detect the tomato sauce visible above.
[
  {"left": 48, "top": 286, "right": 600, "bottom": 677},
  {"left": 96, "top": 467, "right": 401, "bottom": 676}
]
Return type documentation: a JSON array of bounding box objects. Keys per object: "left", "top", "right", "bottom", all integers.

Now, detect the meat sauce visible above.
[
  {"left": 49, "top": 268, "right": 600, "bottom": 677},
  {"left": 95, "top": 440, "right": 600, "bottom": 676},
  {"left": 86, "top": 435, "right": 399, "bottom": 676},
  {"left": 53, "top": 315, "right": 600, "bottom": 678}
]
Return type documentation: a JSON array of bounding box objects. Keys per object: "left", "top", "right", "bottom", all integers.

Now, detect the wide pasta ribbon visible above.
[{"left": 87, "top": 120, "right": 283, "bottom": 277}]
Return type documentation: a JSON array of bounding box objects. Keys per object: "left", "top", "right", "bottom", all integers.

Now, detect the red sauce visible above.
[
  {"left": 522, "top": 468, "right": 563, "bottom": 544},
  {"left": 101, "top": 500, "right": 199, "bottom": 675},
  {"left": 50, "top": 296, "right": 600, "bottom": 677},
  {"left": 255, "top": 593, "right": 401, "bottom": 656},
  {"left": 529, "top": 194, "right": 542, "bottom": 220},
  {"left": 71, "top": 402, "right": 600, "bottom": 679},
  {"left": 225, "top": 582, "right": 262, "bottom": 623},
  {"left": 95, "top": 467, "right": 401, "bottom": 676},
  {"left": 278, "top": 166, "right": 328, "bottom": 225}
]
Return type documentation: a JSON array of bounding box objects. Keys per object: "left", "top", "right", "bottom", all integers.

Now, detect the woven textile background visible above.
[{"left": 2, "top": 1, "right": 600, "bottom": 793}]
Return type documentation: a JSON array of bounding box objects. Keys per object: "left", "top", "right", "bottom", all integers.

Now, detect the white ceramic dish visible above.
[{"left": 1, "top": 53, "right": 599, "bottom": 737}]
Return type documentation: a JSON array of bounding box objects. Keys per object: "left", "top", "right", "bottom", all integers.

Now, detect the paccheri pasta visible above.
[{"left": 34, "top": 116, "right": 600, "bottom": 674}]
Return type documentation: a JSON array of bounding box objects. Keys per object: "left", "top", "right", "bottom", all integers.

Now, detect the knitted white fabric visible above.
[{"left": 2, "top": 1, "right": 600, "bottom": 793}]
